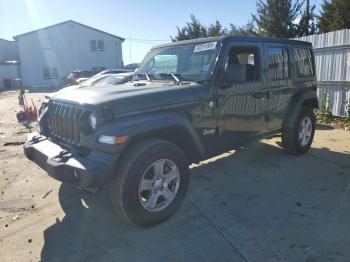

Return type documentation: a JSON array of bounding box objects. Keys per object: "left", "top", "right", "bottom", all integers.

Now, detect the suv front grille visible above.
[{"left": 47, "top": 101, "right": 82, "bottom": 146}]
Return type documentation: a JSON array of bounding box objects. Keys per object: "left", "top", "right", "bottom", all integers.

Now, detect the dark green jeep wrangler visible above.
[{"left": 24, "top": 36, "right": 318, "bottom": 226}]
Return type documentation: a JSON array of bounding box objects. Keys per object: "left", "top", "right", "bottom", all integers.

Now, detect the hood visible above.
[{"left": 49, "top": 81, "right": 200, "bottom": 114}]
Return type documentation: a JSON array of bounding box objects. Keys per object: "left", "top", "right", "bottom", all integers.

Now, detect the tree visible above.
[
  {"left": 171, "top": 16, "right": 258, "bottom": 41},
  {"left": 229, "top": 20, "right": 257, "bottom": 36},
  {"left": 252, "top": 0, "right": 303, "bottom": 37},
  {"left": 207, "top": 20, "right": 227, "bottom": 37},
  {"left": 318, "top": 0, "right": 350, "bottom": 33},
  {"left": 297, "top": 0, "right": 317, "bottom": 36},
  {"left": 171, "top": 15, "right": 207, "bottom": 41}
]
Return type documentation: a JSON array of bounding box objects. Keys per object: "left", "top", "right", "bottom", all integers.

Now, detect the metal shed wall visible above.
[{"left": 296, "top": 29, "right": 350, "bottom": 117}]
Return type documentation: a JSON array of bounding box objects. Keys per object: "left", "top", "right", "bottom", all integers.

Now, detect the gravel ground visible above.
[{"left": 0, "top": 90, "right": 349, "bottom": 262}]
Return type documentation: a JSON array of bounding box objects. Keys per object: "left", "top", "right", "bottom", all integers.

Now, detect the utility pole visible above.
[{"left": 306, "top": 0, "right": 310, "bottom": 36}]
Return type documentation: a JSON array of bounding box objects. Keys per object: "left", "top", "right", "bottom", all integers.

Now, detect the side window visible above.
[
  {"left": 225, "top": 46, "right": 260, "bottom": 82},
  {"left": 41, "top": 38, "right": 52, "bottom": 49},
  {"left": 267, "top": 47, "right": 289, "bottom": 80},
  {"left": 294, "top": 47, "right": 314, "bottom": 77},
  {"left": 43, "top": 67, "right": 58, "bottom": 79}
]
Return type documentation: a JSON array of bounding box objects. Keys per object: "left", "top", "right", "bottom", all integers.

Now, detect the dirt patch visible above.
[{"left": 0, "top": 199, "right": 35, "bottom": 213}]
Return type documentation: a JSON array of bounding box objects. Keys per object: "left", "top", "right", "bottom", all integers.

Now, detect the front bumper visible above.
[{"left": 24, "top": 133, "right": 118, "bottom": 190}]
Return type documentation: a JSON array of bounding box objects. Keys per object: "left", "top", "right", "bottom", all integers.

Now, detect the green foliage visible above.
[
  {"left": 297, "top": 0, "right": 317, "bottom": 36},
  {"left": 171, "top": 15, "right": 257, "bottom": 41},
  {"left": 316, "top": 92, "right": 333, "bottom": 123},
  {"left": 171, "top": 0, "right": 350, "bottom": 41},
  {"left": 171, "top": 15, "right": 207, "bottom": 41},
  {"left": 229, "top": 20, "right": 257, "bottom": 36},
  {"left": 252, "top": 0, "right": 303, "bottom": 37},
  {"left": 318, "top": 0, "right": 350, "bottom": 33},
  {"left": 207, "top": 21, "right": 227, "bottom": 37},
  {"left": 347, "top": 98, "right": 350, "bottom": 122}
]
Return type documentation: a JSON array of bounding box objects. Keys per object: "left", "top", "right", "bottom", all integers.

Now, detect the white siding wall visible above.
[
  {"left": 17, "top": 21, "right": 123, "bottom": 88},
  {"left": 296, "top": 29, "right": 350, "bottom": 117}
]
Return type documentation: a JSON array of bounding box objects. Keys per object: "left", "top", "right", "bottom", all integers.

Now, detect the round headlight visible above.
[{"left": 89, "top": 112, "right": 97, "bottom": 130}]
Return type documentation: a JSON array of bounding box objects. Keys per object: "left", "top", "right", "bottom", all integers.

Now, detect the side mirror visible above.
[{"left": 225, "top": 64, "right": 246, "bottom": 83}]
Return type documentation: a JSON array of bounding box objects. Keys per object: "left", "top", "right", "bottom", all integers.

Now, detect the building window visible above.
[
  {"left": 43, "top": 67, "right": 58, "bottom": 79},
  {"left": 294, "top": 48, "right": 315, "bottom": 77},
  {"left": 267, "top": 47, "right": 289, "bottom": 80},
  {"left": 90, "top": 40, "right": 105, "bottom": 51},
  {"left": 42, "top": 38, "right": 53, "bottom": 49}
]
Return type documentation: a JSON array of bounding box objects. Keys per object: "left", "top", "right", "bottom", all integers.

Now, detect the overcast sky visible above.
[{"left": 0, "top": 0, "right": 321, "bottom": 64}]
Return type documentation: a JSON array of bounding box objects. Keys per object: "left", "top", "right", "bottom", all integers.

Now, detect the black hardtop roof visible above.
[{"left": 153, "top": 36, "right": 311, "bottom": 49}]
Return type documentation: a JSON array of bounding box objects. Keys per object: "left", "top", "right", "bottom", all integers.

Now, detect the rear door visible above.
[{"left": 263, "top": 44, "right": 294, "bottom": 130}]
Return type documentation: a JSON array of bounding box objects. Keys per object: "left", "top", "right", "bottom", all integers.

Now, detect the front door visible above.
[{"left": 217, "top": 43, "right": 267, "bottom": 148}]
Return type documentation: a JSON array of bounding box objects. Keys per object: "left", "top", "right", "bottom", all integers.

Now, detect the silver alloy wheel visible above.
[
  {"left": 299, "top": 116, "right": 313, "bottom": 147},
  {"left": 138, "top": 159, "right": 180, "bottom": 212}
]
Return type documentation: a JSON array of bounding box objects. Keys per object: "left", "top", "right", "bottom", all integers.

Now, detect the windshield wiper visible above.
[
  {"left": 159, "top": 73, "right": 182, "bottom": 85},
  {"left": 133, "top": 73, "right": 153, "bottom": 82}
]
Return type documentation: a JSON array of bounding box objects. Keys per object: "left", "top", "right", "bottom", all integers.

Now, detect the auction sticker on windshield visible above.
[{"left": 194, "top": 41, "right": 217, "bottom": 53}]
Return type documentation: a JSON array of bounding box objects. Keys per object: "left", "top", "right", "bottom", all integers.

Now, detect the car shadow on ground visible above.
[{"left": 40, "top": 141, "right": 350, "bottom": 262}]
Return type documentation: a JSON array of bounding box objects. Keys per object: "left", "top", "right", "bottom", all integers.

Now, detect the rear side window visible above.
[
  {"left": 267, "top": 47, "right": 289, "bottom": 80},
  {"left": 294, "top": 48, "right": 314, "bottom": 77}
]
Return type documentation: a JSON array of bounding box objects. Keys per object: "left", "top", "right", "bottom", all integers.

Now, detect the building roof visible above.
[
  {"left": 0, "top": 38, "right": 16, "bottom": 43},
  {"left": 153, "top": 35, "right": 311, "bottom": 49},
  {"left": 13, "top": 20, "right": 125, "bottom": 42}
]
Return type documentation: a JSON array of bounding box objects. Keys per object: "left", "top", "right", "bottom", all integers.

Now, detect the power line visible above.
[{"left": 124, "top": 37, "right": 170, "bottom": 42}]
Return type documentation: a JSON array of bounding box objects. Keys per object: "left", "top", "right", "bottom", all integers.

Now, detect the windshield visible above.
[{"left": 137, "top": 41, "right": 220, "bottom": 81}]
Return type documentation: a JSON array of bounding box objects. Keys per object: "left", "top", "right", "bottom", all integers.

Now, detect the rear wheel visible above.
[
  {"left": 282, "top": 108, "right": 316, "bottom": 155},
  {"left": 110, "top": 139, "right": 189, "bottom": 227}
]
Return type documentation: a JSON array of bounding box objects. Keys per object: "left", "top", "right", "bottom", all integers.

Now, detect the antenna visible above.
[{"left": 129, "top": 33, "right": 132, "bottom": 64}]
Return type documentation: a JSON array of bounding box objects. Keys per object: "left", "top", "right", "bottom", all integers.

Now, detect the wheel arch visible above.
[
  {"left": 283, "top": 88, "right": 318, "bottom": 129},
  {"left": 97, "top": 111, "right": 205, "bottom": 164},
  {"left": 126, "top": 124, "right": 204, "bottom": 164}
]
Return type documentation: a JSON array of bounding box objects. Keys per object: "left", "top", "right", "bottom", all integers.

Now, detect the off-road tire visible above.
[
  {"left": 282, "top": 108, "right": 316, "bottom": 155},
  {"left": 110, "top": 139, "right": 189, "bottom": 227}
]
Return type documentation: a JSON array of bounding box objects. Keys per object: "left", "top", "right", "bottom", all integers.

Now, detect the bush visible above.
[{"left": 316, "top": 91, "right": 333, "bottom": 123}]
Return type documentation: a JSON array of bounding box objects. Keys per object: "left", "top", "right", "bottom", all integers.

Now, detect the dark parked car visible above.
[
  {"left": 92, "top": 72, "right": 134, "bottom": 86},
  {"left": 95, "top": 69, "right": 132, "bottom": 76},
  {"left": 123, "top": 63, "right": 139, "bottom": 71},
  {"left": 24, "top": 36, "right": 318, "bottom": 227},
  {"left": 65, "top": 70, "right": 101, "bottom": 85}
]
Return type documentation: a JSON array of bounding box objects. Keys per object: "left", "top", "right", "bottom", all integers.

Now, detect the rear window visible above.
[{"left": 293, "top": 48, "right": 314, "bottom": 77}]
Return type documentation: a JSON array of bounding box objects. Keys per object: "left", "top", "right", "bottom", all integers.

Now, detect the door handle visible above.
[{"left": 253, "top": 91, "right": 270, "bottom": 99}]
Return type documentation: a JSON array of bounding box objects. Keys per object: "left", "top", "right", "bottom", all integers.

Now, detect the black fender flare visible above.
[
  {"left": 90, "top": 111, "right": 205, "bottom": 158},
  {"left": 282, "top": 88, "right": 318, "bottom": 129}
]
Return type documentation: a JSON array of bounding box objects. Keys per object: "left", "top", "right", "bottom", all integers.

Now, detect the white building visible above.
[
  {"left": 0, "top": 38, "right": 20, "bottom": 89},
  {"left": 0, "top": 20, "right": 124, "bottom": 89}
]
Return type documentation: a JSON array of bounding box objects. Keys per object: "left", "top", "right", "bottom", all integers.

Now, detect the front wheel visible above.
[
  {"left": 110, "top": 139, "right": 189, "bottom": 227},
  {"left": 282, "top": 108, "right": 316, "bottom": 155}
]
